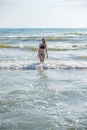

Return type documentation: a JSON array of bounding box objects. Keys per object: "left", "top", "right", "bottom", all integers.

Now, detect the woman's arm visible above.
[{"left": 45, "top": 44, "right": 48, "bottom": 58}]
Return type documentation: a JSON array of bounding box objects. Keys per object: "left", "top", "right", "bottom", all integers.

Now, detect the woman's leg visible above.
[
  {"left": 42, "top": 55, "right": 45, "bottom": 62},
  {"left": 39, "top": 55, "right": 43, "bottom": 62},
  {"left": 41, "top": 55, "right": 45, "bottom": 63},
  {"left": 40, "top": 55, "right": 45, "bottom": 63}
]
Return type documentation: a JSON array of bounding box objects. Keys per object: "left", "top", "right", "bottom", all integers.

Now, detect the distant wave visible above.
[
  {"left": 0, "top": 32, "right": 87, "bottom": 42},
  {"left": 0, "top": 61, "right": 87, "bottom": 70},
  {"left": 0, "top": 43, "right": 87, "bottom": 51},
  {"left": 74, "top": 55, "right": 87, "bottom": 59}
]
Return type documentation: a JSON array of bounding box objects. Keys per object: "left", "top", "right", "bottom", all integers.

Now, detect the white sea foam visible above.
[
  {"left": 0, "top": 61, "right": 87, "bottom": 70},
  {"left": 0, "top": 43, "right": 87, "bottom": 51},
  {"left": 49, "top": 43, "right": 87, "bottom": 50}
]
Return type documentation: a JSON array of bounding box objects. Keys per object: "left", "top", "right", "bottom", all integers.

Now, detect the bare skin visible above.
[{"left": 38, "top": 38, "right": 48, "bottom": 63}]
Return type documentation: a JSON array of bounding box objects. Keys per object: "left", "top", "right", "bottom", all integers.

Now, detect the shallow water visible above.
[{"left": 0, "top": 28, "right": 87, "bottom": 130}]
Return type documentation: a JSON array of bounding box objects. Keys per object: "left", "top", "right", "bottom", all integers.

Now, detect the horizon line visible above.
[{"left": 0, "top": 27, "right": 87, "bottom": 29}]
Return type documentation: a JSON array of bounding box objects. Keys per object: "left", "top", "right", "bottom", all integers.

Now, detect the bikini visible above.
[
  {"left": 40, "top": 44, "right": 45, "bottom": 49},
  {"left": 39, "top": 44, "right": 45, "bottom": 55}
]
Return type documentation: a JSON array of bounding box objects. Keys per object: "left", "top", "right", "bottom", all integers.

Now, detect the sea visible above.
[{"left": 0, "top": 28, "right": 87, "bottom": 130}]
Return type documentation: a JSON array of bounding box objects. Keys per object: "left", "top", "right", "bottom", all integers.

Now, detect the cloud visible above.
[{"left": 0, "top": 0, "right": 87, "bottom": 28}]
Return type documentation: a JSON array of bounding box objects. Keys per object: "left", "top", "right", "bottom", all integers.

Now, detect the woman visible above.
[{"left": 38, "top": 38, "right": 48, "bottom": 63}]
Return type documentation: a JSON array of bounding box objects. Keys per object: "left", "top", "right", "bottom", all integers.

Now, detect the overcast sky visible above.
[{"left": 0, "top": 0, "right": 87, "bottom": 28}]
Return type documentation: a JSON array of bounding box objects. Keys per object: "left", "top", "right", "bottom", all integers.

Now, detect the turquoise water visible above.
[{"left": 0, "top": 28, "right": 87, "bottom": 130}]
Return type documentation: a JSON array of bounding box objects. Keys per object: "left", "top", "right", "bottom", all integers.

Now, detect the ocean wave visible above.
[
  {"left": 0, "top": 32, "right": 87, "bottom": 42},
  {"left": 0, "top": 43, "right": 87, "bottom": 51},
  {"left": 0, "top": 61, "right": 87, "bottom": 70},
  {"left": 74, "top": 55, "right": 87, "bottom": 59}
]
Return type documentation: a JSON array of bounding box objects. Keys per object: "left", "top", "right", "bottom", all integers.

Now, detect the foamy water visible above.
[
  {"left": 0, "top": 61, "right": 87, "bottom": 70},
  {"left": 0, "top": 28, "right": 87, "bottom": 130}
]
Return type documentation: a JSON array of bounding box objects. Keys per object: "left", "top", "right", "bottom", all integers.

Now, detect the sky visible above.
[{"left": 0, "top": 0, "right": 87, "bottom": 28}]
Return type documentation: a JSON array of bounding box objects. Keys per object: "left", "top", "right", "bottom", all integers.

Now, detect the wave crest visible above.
[
  {"left": 0, "top": 61, "right": 87, "bottom": 70},
  {"left": 0, "top": 44, "right": 87, "bottom": 51}
]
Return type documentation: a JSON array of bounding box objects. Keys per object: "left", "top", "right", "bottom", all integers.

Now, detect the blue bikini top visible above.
[{"left": 40, "top": 44, "right": 45, "bottom": 49}]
